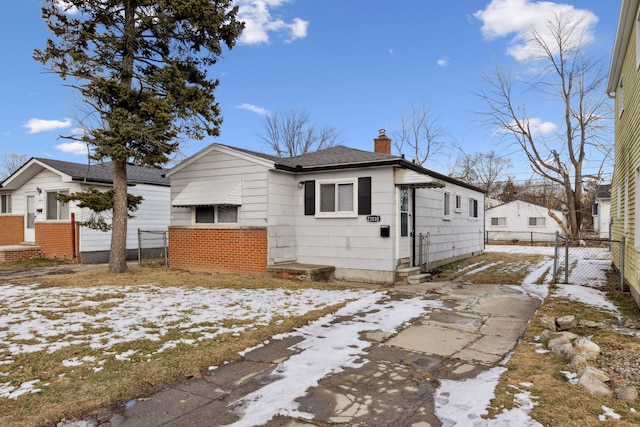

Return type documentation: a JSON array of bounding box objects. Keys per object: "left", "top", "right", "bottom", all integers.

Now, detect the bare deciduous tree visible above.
[
  {"left": 451, "top": 150, "right": 512, "bottom": 198},
  {"left": 259, "top": 109, "right": 339, "bottom": 157},
  {"left": 391, "top": 103, "right": 444, "bottom": 166},
  {"left": 477, "top": 10, "right": 612, "bottom": 237},
  {"left": 0, "top": 153, "right": 28, "bottom": 180}
]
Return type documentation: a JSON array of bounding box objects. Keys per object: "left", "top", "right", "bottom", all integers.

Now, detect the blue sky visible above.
[{"left": 0, "top": 0, "right": 620, "bottom": 183}]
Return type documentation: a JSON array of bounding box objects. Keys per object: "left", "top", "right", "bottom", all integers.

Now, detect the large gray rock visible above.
[
  {"left": 551, "top": 342, "right": 574, "bottom": 358},
  {"left": 572, "top": 337, "right": 601, "bottom": 360},
  {"left": 556, "top": 315, "right": 577, "bottom": 331},
  {"left": 568, "top": 354, "right": 589, "bottom": 370},
  {"left": 577, "top": 371, "right": 612, "bottom": 396},
  {"left": 616, "top": 386, "right": 638, "bottom": 402},
  {"left": 539, "top": 315, "right": 556, "bottom": 331}
]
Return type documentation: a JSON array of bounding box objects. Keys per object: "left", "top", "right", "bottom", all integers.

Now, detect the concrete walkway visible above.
[{"left": 86, "top": 281, "right": 541, "bottom": 427}]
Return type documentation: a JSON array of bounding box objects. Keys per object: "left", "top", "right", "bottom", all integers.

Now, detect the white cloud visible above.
[
  {"left": 236, "top": 0, "right": 309, "bottom": 45},
  {"left": 474, "top": 0, "right": 598, "bottom": 62},
  {"left": 502, "top": 117, "right": 557, "bottom": 136},
  {"left": 54, "top": 0, "right": 80, "bottom": 15},
  {"left": 55, "top": 141, "right": 89, "bottom": 155},
  {"left": 527, "top": 117, "right": 558, "bottom": 135},
  {"left": 436, "top": 58, "right": 448, "bottom": 67},
  {"left": 23, "top": 118, "right": 72, "bottom": 134},
  {"left": 236, "top": 103, "right": 270, "bottom": 116}
]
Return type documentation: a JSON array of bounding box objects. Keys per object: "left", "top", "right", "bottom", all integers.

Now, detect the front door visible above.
[
  {"left": 25, "top": 194, "right": 36, "bottom": 242},
  {"left": 397, "top": 186, "right": 412, "bottom": 263}
]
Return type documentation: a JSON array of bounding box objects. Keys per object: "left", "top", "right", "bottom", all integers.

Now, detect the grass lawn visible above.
[
  {"left": 434, "top": 251, "right": 640, "bottom": 426},
  {"left": 0, "top": 266, "right": 375, "bottom": 427}
]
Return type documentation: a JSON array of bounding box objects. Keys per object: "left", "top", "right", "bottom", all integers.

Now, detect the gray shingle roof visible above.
[
  {"left": 35, "top": 158, "right": 169, "bottom": 186},
  {"left": 277, "top": 145, "right": 399, "bottom": 168}
]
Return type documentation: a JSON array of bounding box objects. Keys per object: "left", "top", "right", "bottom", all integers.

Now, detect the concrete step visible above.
[
  {"left": 395, "top": 266, "right": 421, "bottom": 278},
  {"left": 407, "top": 273, "right": 431, "bottom": 285}
]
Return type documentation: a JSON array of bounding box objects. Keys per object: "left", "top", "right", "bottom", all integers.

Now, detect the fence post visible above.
[
  {"left": 137, "top": 228, "right": 142, "bottom": 267},
  {"left": 419, "top": 233, "right": 423, "bottom": 272},
  {"left": 553, "top": 231, "right": 559, "bottom": 282},
  {"left": 564, "top": 233, "right": 569, "bottom": 284},
  {"left": 163, "top": 230, "right": 168, "bottom": 268},
  {"left": 620, "top": 236, "right": 625, "bottom": 291}
]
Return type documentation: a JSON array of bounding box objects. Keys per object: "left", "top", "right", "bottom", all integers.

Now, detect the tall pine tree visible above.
[{"left": 34, "top": 0, "right": 244, "bottom": 272}]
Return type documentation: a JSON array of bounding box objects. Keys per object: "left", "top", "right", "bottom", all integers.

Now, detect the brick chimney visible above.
[{"left": 374, "top": 129, "right": 391, "bottom": 155}]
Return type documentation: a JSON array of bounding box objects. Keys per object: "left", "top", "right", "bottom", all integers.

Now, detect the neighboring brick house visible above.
[
  {"left": 607, "top": 0, "right": 640, "bottom": 305},
  {"left": 0, "top": 158, "right": 169, "bottom": 263},
  {"left": 166, "top": 130, "right": 486, "bottom": 285}
]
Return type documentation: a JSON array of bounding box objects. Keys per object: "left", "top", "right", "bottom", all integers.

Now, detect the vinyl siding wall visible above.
[
  {"left": 79, "top": 183, "right": 170, "bottom": 254},
  {"left": 611, "top": 6, "right": 640, "bottom": 303},
  {"left": 485, "top": 201, "right": 564, "bottom": 242},
  {"left": 414, "top": 184, "right": 485, "bottom": 268},
  {"left": 294, "top": 167, "right": 397, "bottom": 282}
]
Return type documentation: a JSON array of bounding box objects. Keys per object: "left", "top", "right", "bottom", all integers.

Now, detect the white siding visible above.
[
  {"left": 294, "top": 168, "right": 397, "bottom": 274},
  {"left": 79, "top": 183, "right": 170, "bottom": 252},
  {"left": 414, "top": 184, "right": 485, "bottom": 267},
  {"left": 485, "top": 201, "right": 564, "bottom": 242},
  {"left": 170, "top": 148, "right": 270, "bottom": 227},
  {"left": 267, "top": 171, "right": 297, "bottom": 263}
]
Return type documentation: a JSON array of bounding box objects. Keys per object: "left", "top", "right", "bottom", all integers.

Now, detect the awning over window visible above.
[
  {"left": 394, "top": 169, "right": 446, "bottom": 188},
  {"left": 172, "top": 180, "right": 242, "bottom": 207}
]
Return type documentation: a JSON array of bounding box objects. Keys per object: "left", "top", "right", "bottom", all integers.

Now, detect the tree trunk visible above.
[{"left": 109, "top": 159, "right": 128, "bottom": 273}]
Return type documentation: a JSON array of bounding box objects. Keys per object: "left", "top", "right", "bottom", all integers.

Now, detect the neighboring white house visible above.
[
  {"left": 0, "top": 158, "right": 170, "bottom": 263},
  {"left": 166, "top": 130, "right": 486, "bottom": 284},
  {"left": 593, "top": 184, "right": 611, "bottom": 239},
  {"left": 485, "top": 200, "right": 565, "bottom": 243}
]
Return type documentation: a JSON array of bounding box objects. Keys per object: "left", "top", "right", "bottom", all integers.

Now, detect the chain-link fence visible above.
[
  {"left": 137, "top": 229, "right": 168, "bottom": 267},
  {"left": 552, "top": 232, "right": 624, "bottom": 289},
  {"left": 486, "top": 230, "right": 557, "bottom": 245}
]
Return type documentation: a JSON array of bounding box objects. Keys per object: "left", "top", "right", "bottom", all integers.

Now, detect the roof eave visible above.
[
  {"left": 606, "top": 0, "right": 639, "bottom": 94},
  {"left": 275, "top": 159, "right": 486, "bottom": 193}
]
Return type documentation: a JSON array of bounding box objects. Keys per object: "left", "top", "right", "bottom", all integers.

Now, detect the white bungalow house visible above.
[
  {"left": 0, "top": 158, "right": 170, "bottom": 263},
  {"left": 485, "top": 200, "right": 565, "bottom": 243},
  {"left": 166, "top": 130, "right": 486, "bottom": 284},
  {"left": 593, "top": 184, "right": 611, "bottom": 239}
]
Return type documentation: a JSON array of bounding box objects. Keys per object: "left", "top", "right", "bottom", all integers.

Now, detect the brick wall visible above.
[
  {"left": 168, "top": 226, "right": 268, "bottom": 274},
  {"left": 0, "top": 215, "right": 24, "bottom": 245},
  {"left": 0, "top": 248, "right": 41, "bottom": 262},
  {"left": 35, "top": 222, "right": 80, "bottom": 262}
]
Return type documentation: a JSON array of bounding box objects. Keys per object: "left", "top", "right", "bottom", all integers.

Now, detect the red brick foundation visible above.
[
  {"left": 35, "top": 222, "right": 80, "bottom": 262},
  {"left": 0, "top": 215, "right": 24, "bottom": 245},
  {"left": 168, "top": 226, "right": 268, "bottom": 274}
]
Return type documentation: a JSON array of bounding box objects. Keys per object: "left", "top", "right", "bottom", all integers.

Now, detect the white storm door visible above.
[
  {"left": 25, "top": 194, "right": 36, "bottom": 242},
  {"left": 397, "top": 186, "right": 412, "bottom": 262}
]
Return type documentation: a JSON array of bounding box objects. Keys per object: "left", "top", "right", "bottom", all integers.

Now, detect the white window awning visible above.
[
  {"left": 172, "top": 180, "right": 242, "bottom": 207},
  {"left": 394, "top": 169, "right": 446, "bottom": 188}
]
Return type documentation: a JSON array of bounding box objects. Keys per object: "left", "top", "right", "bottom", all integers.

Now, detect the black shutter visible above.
[
  {"left": 358, "top": 177, "right": 371, "bottom": 215},
  {"left": 304, "top": 180, "right": 315, "bottom": 215}
]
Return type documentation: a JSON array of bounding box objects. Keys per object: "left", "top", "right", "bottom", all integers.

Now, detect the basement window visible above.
[{"left": 194, "top": 205, "right": 238, "bottom": 224}]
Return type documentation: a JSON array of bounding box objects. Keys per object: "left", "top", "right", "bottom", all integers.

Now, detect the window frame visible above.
[
  {"left": 45, "top": 190, "right": 69, "bottom": 220},
  {"left": 618, "top": 74, "right": 625, "bottom": 118},
  {"left": 637, "top": 10, "right": 640, "bottom": 69},
  {"left": 315, "top": 178, "right": 358, "bottom": 218},
  {"left": 443, "top": 191, "right": 451, "bottom": 219},
  {"left": 468, "top": 197, "right": 478, "bottom": 218},
  {"left": 0, "top": 194, "right": 11, "bottom": 214},
  {"left": 454, "top": 194, "right": 462, "bottom": 212},
  {"left": 491, "top": 217, "right": 507, "bottom": 227},
  {"left": 528, "top": 217, "right": 546, "bottom": 227},
  {"left": 193, "top": 205, "right": 239, "bottom": 225}
]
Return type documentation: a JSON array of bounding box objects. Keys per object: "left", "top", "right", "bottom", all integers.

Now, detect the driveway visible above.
[{"left": 89, "top": 281, "right": 542, "bottom": 427}]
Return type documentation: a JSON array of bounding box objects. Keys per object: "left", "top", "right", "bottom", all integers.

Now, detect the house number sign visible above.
[{"left": 366, "top": 215, "right": 381, "bottom": 223}]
